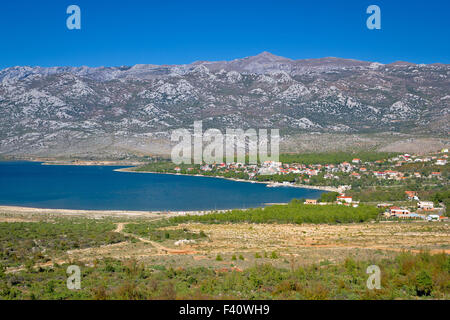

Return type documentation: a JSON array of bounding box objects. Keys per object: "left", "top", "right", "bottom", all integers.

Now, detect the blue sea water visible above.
[{"left": 0, "top": 161, "right": 325, "bottom": 211}]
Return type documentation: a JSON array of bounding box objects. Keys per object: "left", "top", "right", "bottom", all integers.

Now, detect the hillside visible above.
[{"left": 0, "top": 52, "right": 448, "bottom": 158}]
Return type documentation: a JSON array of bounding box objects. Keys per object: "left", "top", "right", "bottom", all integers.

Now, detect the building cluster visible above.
[
  {"left": 382, "top": 191, "right": 447, "bottom": 221},
  {"left": 190, "top": 151, "right": 447, "bottom": 185}
]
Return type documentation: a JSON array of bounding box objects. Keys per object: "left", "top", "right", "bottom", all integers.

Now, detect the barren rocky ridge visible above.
[{"left": 0, "top": 52, "right": 448, "bottom": 158}]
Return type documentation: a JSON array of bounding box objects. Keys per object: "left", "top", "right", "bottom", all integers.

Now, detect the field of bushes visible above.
[
  {"left": 0, "top": 219, "right": 128, "bottom": 268},
  {"left": 124, "top": 220, "right": 207, "bottom": 242},
  {"left": 1, "top": 252, "right": 448, "bottom": 300}
]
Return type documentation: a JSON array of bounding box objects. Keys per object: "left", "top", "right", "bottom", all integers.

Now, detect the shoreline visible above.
[
  {"left": 0, "top": 205, "right": 229, "bottom": 219},
  {"left": 0, "top": 158, "right": 146, "bottom": 167},
  {"left": 114, "top": 167, "right": 339, "bottom": 193}
]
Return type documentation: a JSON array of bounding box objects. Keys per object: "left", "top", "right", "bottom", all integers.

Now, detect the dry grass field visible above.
[
  {"left": 60, "top": 220, "right": 450, "bottom": 271},
  {"left": 1, "top": 207, "right": 448, "bottom": 272}
]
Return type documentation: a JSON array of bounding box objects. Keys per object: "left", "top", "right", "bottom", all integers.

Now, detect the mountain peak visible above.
[{"left": 250, "top": 51, "right": 291, "bottom": 62}]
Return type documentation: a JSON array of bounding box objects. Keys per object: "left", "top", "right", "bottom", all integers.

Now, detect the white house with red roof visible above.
[{"left": 337, "top": 196, "right": 353, "bottom": 204}]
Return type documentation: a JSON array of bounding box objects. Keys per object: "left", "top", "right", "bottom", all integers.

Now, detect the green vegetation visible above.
[
  {"left": 348, "top": 187, "right": 412, "bottom": 202},
  {"left": 279, "top": 152, "right": 399, "bottom": 165},
  {"left": 430, "top": 189, "right": 450, "bottom": 216},
  {"left": 171, "top": 201, "right": 381, "bottom": 225},
  {"left": 1, "top": 252, "right": 448, "bottom": 300},
  {"left": 270, "top": 251, "right": 279, "bottom": 259},
  {"left": 133, "top": 154, "right": 448, "bottom": 209},
  {"left": 319, "top": 192, "right": 339, "bottom": 203},
  {"left": 137, "top": 152, "right": 399, "bottom": 171},
  {"left": 256, "top": 173, "right": 297, "bottom": 183},
  {"left": 123, "top": 220, "right": 207, "bottom": 242},
  {"left": 397, "top": 163, "right": 449, "bottom": 178},
  {"left": 136, "top": 162, "right": 195, "bottom": 173},
  {"left": 347, "top": 185, "right": 449, "bottom": 216},
  {"left": 0, "top": 219, "right": 127, "bottom": 268}
]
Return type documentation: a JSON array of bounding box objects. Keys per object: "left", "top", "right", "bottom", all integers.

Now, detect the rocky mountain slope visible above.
[{"left": 0, "top": 52, "right": 448, "bottom": 158}]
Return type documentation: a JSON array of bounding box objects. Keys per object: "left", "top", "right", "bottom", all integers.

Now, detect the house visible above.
[
  {"left": 426, "top": 215, "right": 440, "bottom": 222},
  {"left": 338, "top": 185, "right": 352, "bottom": 193},
  {"left": 352, "top": 158, "right": 361, "bottom": 164},
  {"left": 304, "top": 199, "right": 318, "bottom": 205},
  {"left": 200, "top": 165, "right": 212, "bottom": 171},
  {"left": 414, "top": 172, "right": 421, "bottom": 178},
  {"left": 324, "top": 173, "right": 334, "bottom": 179},
  {"left": 340, "top": 162, "right": 353, "bottom": 172},
  {"left": 396, "top": 213, "right": 425, "bottom": 220},
  {"left": 305, "top": 169, "right": 318, "bottom": 176},
  {"left": 174, "top": 167, "right": 181, "bottom": 172},
  {"left": 405, "top": 191, "right": 418, "bottom": 200},
  {"left": 350, "top": 172, "right": 361, "bottom": 179},
  {"left": 337, "top": 196, "right": 353, "bottom": 204},
  {"left": 418, "top": 201, "right": 434, "bottom": 210},
  {"left": 385, "top": 170, "right": 400, "bottom": 179},
  {"left": 263, "top": 161, "right": 282, "bottom": 168},
  {"left": 431, "top": 172, "right": 442, "bottom": 178},
  {"left": 360, "top": 167, "right": 367, "bottom": 172},
  {"left": 258, "top": 167, "right": 277, "bottom": 175},
  {"left": 436, "top": 159, "right": 447, "bottom": 165},
  {"left": 389, "top": 207, "right": 411, "bottom": 215},
  {"left": 373, "top": 171, "right": 386, "bottom": 179}
]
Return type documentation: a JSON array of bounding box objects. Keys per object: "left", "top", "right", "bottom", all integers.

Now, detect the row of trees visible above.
[{"left": 171, "top": 201, "right": 381, "bottom": 225}]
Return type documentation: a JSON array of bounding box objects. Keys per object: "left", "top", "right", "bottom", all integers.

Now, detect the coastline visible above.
[
  {"left": 114, "top": 167, "right": 339, "bottom": 193},
  {"left": 0, "top": 205, "right": 228, "bottom": 219},
  {"left": 0, "top": 158, "right": 145, "bottom": 167}
]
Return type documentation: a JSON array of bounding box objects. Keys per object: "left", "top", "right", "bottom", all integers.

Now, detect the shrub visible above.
[{"left": 415, "top": 270, "right": 433, "bottom": 296}]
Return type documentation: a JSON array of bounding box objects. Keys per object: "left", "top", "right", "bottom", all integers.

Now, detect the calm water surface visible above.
[{"left": 0, "top": 161, "right": 325, "bottom": 211}]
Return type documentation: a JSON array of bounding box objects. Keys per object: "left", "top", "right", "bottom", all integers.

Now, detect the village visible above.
[{"left": 165, "top": 148, "right": 449, "bottom": 222}]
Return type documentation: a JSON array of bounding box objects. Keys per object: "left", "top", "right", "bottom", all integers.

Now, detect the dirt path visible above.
[
  {"left": 114, "top": 222, "right": 198, "bottom": 254},
  {"left": 6, "top": 221, "right": 198, "bottom": 274}
]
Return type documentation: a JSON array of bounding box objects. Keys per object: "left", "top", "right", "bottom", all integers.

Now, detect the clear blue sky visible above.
[{"left": 0, "top": 0, "right": 449, "bottom": 68}]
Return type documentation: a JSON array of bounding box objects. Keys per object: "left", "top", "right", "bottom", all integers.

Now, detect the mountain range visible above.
[{"left": 0, "top": 52, "right": 448, "bottom": 158}]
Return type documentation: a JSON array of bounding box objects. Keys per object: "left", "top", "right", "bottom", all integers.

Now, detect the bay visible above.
[{"left": 0, "top": 161, "right": 325, "bottom": 211}]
